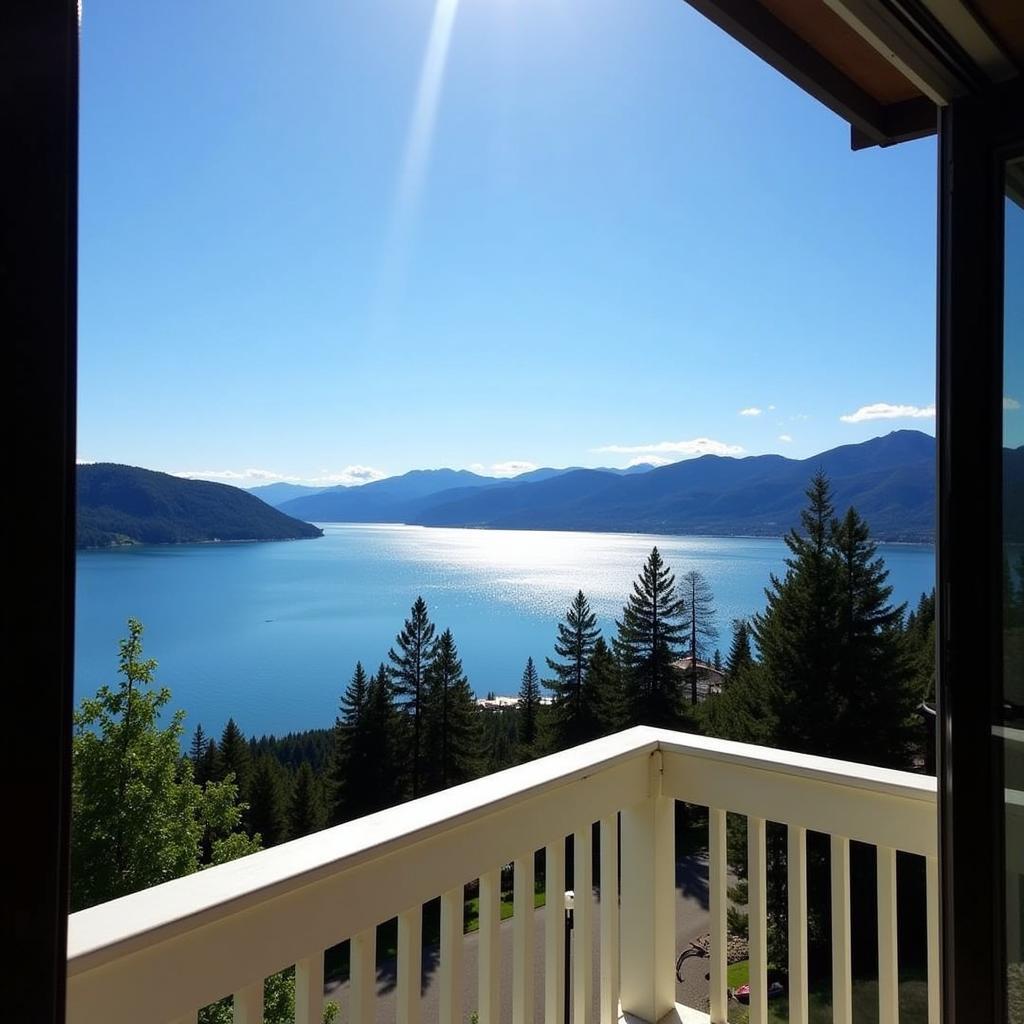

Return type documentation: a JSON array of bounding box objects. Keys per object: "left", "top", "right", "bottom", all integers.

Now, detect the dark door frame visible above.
[
  {"left": 5, "top": 2, "right": 79, "bottom": 1022},
  {"left": 937, "top": 77, "right": 1024, "bottom": 1024}
]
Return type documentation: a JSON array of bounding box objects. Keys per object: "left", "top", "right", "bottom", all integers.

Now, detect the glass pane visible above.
[{"left": 1003, "top": 154, "right": 1024, "bottom": 1023}]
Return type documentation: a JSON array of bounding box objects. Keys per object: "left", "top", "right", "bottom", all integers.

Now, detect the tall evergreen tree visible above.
[
  {"left": 327, "top": 662, "right": 371, "bottom": 824},
  {"left": 362, "top": 663, "right": 404, "bottom": 811},
  {"left": 752, "top": 473, "right": 844, "bottom": 755},
  {"left": 585, "top": 635, "right": 623, "bottom": 734},
  {"left": 247, "top": 753, "right": 289, "bottom": 846},
  {"left": 545, "top": 590, "right": 602, "bottom": 748},
  {"left": 288, "top": 761, "right": 326, "bottom": 839},
  {"left": 725, "top": 619, "right": 754, "bottom": 677},
  {"left": 681, "top": 570, "right": 718, "bottom": 705},
  {"left": 831, "top": 506, "right": 920, "bottom": 767},
  {"left": 613, "top": 547, "right": 688, "bottom": 728},
  {"left": 517, "top": 656, "right": 542, "bottom": 752},
  {"left": 189, "top": 724, "right": 208, "bottom": 772},
  {"left": 423, "top": 629, "right": 480, "bottom": 791},
  {"left": 200, "top": 738, "right": 222, "bottom": 788},
  {"left": 218, "top": 718, "right": 252, "bottom": 801},
  {"left": 388, "top": 597, "right": 436, "bottom": 798}
]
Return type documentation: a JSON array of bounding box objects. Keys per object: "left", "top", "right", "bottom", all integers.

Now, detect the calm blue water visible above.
[{"left": 74, "top": 525, "right": 936, "bottom": 738}]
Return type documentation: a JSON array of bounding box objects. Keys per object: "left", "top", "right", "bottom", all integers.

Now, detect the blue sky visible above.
[{"left": 78, "top": 0, "right": 943, "bottom": 486}]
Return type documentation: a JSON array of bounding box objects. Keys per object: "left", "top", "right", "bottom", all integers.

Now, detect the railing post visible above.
[
  {"left": 599, "top": 817, "right": 620, "bottom": 1024},
  {"left": 295, "top": 954, "right": 324, "bottom": 1024},
  {"left": 748, "top": 817, "right": 768, "bottom": 1024},
  {"left": 544, "top": 841, "right": 566, "bottom": 1024},
  {"left": 573, "top": 825, "right": 593, "bottom": 1024},
  {"left": 619, "top": 756, "right": 674, "bottom": 1024},
  {"left": 709, "top": 808, "right": 728, "bottom": 1024},
  {"left": 787, "top": 825, "right": 808, "bottom": 1024},
  {"left": 831, "top": 837, "right": 852, "bottom": 1024},
  {"left": 350, "top": 929, "right": 376, "bottom": 1024},
  {"left": 440, "top": 887, "right": 464, "bottom": 1024},
  {"left": 398, "top": 907, "right": 422, "bottom": 1024},
  {"left": 479, "top": 870, "right": 501, "bottom": 1024},
  {"left": 877, "top": 847, "right": 899, "bottom": 1024},
  {"left": 233, "top": 982, "right": 263, "bottom": 1024},
  {"left": 513, "top": 854, "right": 535, "bottom": 1024}
]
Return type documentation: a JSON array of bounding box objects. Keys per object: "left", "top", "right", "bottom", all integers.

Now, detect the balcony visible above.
[{"left": 66, "top": 727, "right": 938, "bottom": 1024}]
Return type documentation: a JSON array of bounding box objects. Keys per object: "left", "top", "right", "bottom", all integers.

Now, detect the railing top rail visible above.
[
  {"left": 67, "top": 726, "right": 659, "bottom": 973},
  {"left": 651, "top": 729, "right": 937, "bottom": 804},
  {"left": 66, "top": 727, "right": 936, "bottom": 977}
]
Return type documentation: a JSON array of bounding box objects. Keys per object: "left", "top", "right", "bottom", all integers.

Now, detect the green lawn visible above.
[
  {"left": 464, "top": 891, "right": 545, "bottom": 933},
  {"left": 722, "top": 962, "right": 930, "bottom": 1024}
]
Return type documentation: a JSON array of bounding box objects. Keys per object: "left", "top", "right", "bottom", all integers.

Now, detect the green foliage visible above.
[
  {"left": 327, "top": 662, "right": 403, "bottom": 823},
  {"left": 247, "top": 753, "right": 289, "bottom": 846},
  {"left": 289, "top": 761, "right": 327, "bottom": 838},
  {"left": 725, "top": 619, "right": 754, "bottom": 676},
  {"left": 481, "top": 707, "right": 519, "bottom": 773},
  {"left": 217, "top": 718, "right": 252, "bottom": 801},
  {"left": 545, "top": 590, "right": 604, "bottom": 747},
  {"left": 71, "top": 619, "right": 254, "bottom": 910},
  {"left": 614, "top": 547, "right": 689, "bottom": 728},
  {"left": 423, "top": 629, "right": 481, "bottom": 791},
  {"left": 389, "top": 596, "right": 437, "bottom": 797},
  {"left": 750, "top": 475, "right": 922, "bottom": 768},
  {"left": 681, "top": 569, "right": 718, "bottom": 706},
  {"left": 517, "top": 656, "right": 542, "bottom": 752}
]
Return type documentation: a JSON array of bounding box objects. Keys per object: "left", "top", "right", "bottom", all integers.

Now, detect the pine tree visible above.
[
  {"left": 289, "top": 762, "right": 326, "bottom": 839},
  {"left": 362, "top": 663, "right": 404, "bottom": 811},
  {"left": 613, "top": 547, "right": 688, "bottom": 728},
  {"left": 423, "top": 629, "right": 480, "bottom": 791},
  {"left": 190, "top": 724, "right": 208, "bottom": 771},
  {"left": 713, "top": 649, "right": 722, "bottom": 672},
  {"left": 681, "top": 570, "right": 718, "bottom": 705},
  {"left": 517, "top": 656, "right": 541, "bottom": 752},
  {"left": 725, "top": 619, "right": 754, "bottom": 677},
  {"left": 545, "top": 590, "right": 602, "bottom": 748},
  {"left": 200, "top": 738, "right": 222, "bottom": 788},
  {"left": 247, "top": 754, "right": 289, "bottom": 846},
  {"left": 752, "top": 473, "right": 843, "bottom": 755},
  {"left": 326, "top": 662, "right": 371, "bottom": 824},
  {"left": 585, "top": 635, "right": 623, "bottom": 734},
  {"left": 389, "top": 597, "right": 436, "bottom": 798},
  {"left": 218, "top": 718, "right": 252, "bottom": 801},
  {"left": 831, "top": 505, "right": 920, "bottom": 767}
]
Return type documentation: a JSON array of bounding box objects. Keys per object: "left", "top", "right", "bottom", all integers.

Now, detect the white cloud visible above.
[
  {"left": 176, "top": 465, "right": 386, "bottom": 487},
  {"left": 778, "top": 434, "right": 793, "bottom": 443},
  {"left": 467, "top": 460, "right": 539, "bottom": 477},
  {"left": 739, "top": 407, "right": 762, "bottom": 417},
  {"left": 308, "top": 466, "right": 387, "bottom": 486},
  {"left": 593, "top": 437, "right": 745, "bottom": 457},
  {"left": 1005, "top": 396, "right": 1021, "bottom": 411},
  {"left": 627, "top": 454, "right": 673, "bottom": 467},
  {"left": 176, "top": 468, "right": 296, "bottom": 484},
  {"left": 839, "top": 402, "right": 935, "bottom": 424},
  {"left": 490, "top": 461, "right": 538, "bottom": 478}
]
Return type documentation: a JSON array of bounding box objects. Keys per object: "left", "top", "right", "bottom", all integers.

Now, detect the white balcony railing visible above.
[{"left": 66, "top": 727, "right": 939, "bottom": 1024}]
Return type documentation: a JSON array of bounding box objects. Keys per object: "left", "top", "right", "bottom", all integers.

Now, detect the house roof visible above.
[{"left": 683, "top": 0, "right": 1022, "bottom": 148}]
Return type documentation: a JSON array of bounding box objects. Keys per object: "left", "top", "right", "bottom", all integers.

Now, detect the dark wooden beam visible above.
[
  {"left": 4, "top": 1, "right": 79, "bottom": 1021},
  {"left": 683, "top": 0, "right": 895, "bottom": 145}
]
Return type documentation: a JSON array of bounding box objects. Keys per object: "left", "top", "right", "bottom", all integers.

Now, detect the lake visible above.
[{"left": 74, "top": 525, "right": 936, "bottom": 738}]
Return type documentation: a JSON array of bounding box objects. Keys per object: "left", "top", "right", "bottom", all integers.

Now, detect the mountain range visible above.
[
  {"left": 77, "top": 464, "right": 322, "bottom": 549},
  {"left": 273, "top": 430, "right": 961, "bottom": 543}
]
